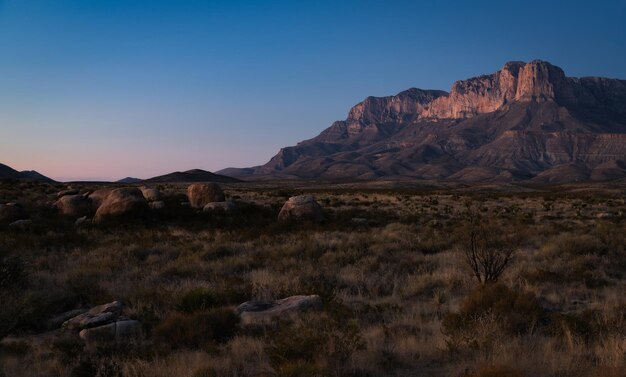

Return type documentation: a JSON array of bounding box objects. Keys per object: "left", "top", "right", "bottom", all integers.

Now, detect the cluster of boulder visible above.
[
  {"left": 52, "top": 186, "right": 163, "bottom": 224},
  {"left": 47, "top": 301, "right": 142, "bottom": 348},
  {"left": 3, "top": 181, "right": 329, "bottom": 227}
]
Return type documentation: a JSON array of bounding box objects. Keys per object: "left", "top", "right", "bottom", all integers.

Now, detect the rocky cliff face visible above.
[{"left": 220, "top": 60, "right": 626, "bottom": 183}]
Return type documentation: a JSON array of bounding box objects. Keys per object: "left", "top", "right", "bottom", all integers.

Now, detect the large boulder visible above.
[
  {"left": 277, "top": 195, "right": 324, "bottom": 223},
  {"left": 63, "top": 301, "right": 122, "bottom": 330},
  {"left": 87, "top": 189, "right": 114, "bottom": 211},
  {"left": 139, "top": 186, "right": 162, "bottom": 202},
  {"left": 55, "top": 194, "right": 92, "bottom": 217},
  {"left": 236, "top": 295, "right": 322, "bottom": 325},
  {"left": 94, "top": 188, "right": 148, "bottom": 223},
  {"left": 187, "top": 183, "right": 225, "bottom": 208},
  {"left": 79, "top": 320, "right": 142, "bottom": 347}
]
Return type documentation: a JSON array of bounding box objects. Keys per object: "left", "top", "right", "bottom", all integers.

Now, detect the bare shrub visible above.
[{"left": 458, "top": 214, "right": 515, "bottom": 284}]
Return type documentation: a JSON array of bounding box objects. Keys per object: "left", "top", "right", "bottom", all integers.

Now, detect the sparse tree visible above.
[{"left": 459, "top": 212, "right": 515, "bottom": 284}]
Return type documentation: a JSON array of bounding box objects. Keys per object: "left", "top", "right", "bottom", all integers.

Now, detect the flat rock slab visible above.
[
  {"left": 47, "top": 309, "right": 87, "bottom": 330},
  {"left": 236, "top": 295, "right": 321, "bottom": 325},
  {"left": 63, "top": 301, "right": 123, "bottom": 330},
  {"left": 79, "top": 320, "right": 142, "bottom": 346}
]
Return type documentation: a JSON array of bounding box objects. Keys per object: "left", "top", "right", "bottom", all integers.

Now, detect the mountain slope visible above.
[
  {"left": 0, "top": 163, "right": 55, "bottom": 182},
  {"left": 219, "top": 60, "right": 626, "bottom": 182}
]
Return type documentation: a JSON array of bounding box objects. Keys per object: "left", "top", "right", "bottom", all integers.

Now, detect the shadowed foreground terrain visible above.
[{"left": 1, "top": 180, "right": 625, "bottom": 377}]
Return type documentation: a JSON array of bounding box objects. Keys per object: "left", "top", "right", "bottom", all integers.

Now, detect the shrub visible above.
[
  {"left": 153, "top": 308, "right": 239, "bottom": 349},
  {"left": 175, "top": 288, "right": 222, "bottom": 313},
  {"left": 192, "top": 366, "right": 217, "bottom": 377},
  {"left": 457, "top": 217, "right": 515, "bottom": 284},
  {"left": 470, "top": 364, "right": 526, "bottom": 377},
  {"left": 0, "top": 255, "right": 26, "bottom": 290},
  {"left": 443, "top": 284, "right": 544, "bottom": 349},
  {"left": 268, "top": 316, "right": 364, "bottom": 373}
]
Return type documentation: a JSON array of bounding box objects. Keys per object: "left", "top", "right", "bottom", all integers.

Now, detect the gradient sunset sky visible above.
[{"left": 1, "top": 0, "right": 625, "bottom": 181}]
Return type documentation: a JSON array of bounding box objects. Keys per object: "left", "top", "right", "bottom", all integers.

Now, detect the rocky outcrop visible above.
[
  {"left": 278, "top": 195, "right": 324, "bottom": 222},
  {"left": 59, "top": 301, "right": 142, "bottom": 347},
  {"left": 94, "top": 188, "right": 148, "bottom": 223},
  {"left": 219, "top": 60, "right": 626, "bottom": 183},
  {"left": 187, "top": 183, "right": 225, "bottom": 208},
  {"left": 236, "top": 295, "right": 321, "bottom": 325}
]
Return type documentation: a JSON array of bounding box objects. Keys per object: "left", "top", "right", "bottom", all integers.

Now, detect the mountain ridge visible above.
[
  {"left": 0, "top": 163, "right": 55, "bottom": 182},
  {"left": 219, "top": 60, "right": 626, "bottom": 183}
]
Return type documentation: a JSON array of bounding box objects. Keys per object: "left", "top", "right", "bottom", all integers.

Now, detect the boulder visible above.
[
  {"left": 74, "top": 216, "right": 90, "bottom": 226},
  {"left": 94, "top": 188, "right": 148, "bottom": 223},
  {"left": 8, "top": 219, "right": 32, "bottom": 229},
  {"left": 63, "top": 301, "right": 123, "bottom": 330},
  {"left": 149, "top": 201, "right": 166, "bottom": 210},
  {"left": 55, "top": 194, "right": 92, "bottom": 217},
  {"left": 139, "top": 186, "right": 162, "bottom": 202},
  {"left": 277, "top": 195, "right": 324, "bottom": 223},
  {"left": 202, "top": 201, "right": 237, "bottom": 214},
  {"left": 187, "top": 183, "right": 225, "bottom": 208},
  {"left": 79, "top": 320, "right": 142, "bottom": 346},
  {"left": 0, "top": 203, "right": 26, "bottom": 223},
  {"left": 87, "top": 189, "right": 114, "bottom": 211},
  {"left": 236, "top": 295, "right": 322, "bottom": 325}
]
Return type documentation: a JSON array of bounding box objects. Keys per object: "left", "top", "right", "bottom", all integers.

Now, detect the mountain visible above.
[
  {"left": 219, "top": 60, "right": 626, "bottom": 183},
  {"left": 117, "top": 177, "right": 143, "bottom": 184},
  {"left": 0, "top": 163, "right": 55, "bottom": 182},
  {"left": 145, "top": 169, "right": 240, "bottom": 183}
]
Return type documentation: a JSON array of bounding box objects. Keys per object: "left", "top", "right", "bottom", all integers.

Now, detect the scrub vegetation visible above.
[{"left": 1, "top": 180, "right": 625, "bottom": 377}]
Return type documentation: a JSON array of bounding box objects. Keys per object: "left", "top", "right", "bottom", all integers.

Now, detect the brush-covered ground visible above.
[{"left": 1, "top": 180, "right": 625, "bottom": 377}]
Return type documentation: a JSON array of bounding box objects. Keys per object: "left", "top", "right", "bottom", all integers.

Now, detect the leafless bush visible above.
[{"left": 459, "top": 214, "right": 515, "bottom": 284}]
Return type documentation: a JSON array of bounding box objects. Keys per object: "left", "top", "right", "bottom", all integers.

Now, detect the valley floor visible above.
[{"left": 1, "top": 180, "right": 625, "bottom": 377}]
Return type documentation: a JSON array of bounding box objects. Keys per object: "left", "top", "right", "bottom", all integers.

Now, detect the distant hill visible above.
[
  {"left": 117, "top": 177, "right": 143, "bottom": 184},
  {"left": 219, "top": 60, "right": 626, "bottom": 183},
  {"left": 144, "top": 169, "right": 240, "bottom": 183},
  {"left": 0, "top": 163, "right": 55, "bottom": 182}
]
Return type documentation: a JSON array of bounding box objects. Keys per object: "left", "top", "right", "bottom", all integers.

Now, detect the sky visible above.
[{"left": 1, "top": 0, "right": 625, "bottom": 181}]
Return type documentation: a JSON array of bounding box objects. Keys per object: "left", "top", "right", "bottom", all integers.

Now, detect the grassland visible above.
[{"left": 1, "top": 179, "right": 625, "bottom": 377}]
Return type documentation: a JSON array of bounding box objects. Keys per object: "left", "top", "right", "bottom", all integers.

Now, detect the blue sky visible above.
[{"left": 1, "top": 0, "right": 625, "bottom": 181}]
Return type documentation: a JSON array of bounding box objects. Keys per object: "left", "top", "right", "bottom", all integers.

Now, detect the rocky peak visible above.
[
  {"left": 514, "top": 60, "right": 568, "bottom": 101},
  {"left": 347, "top": 88, "right": 447, "bottom": 124},
  {"left": 423, "top": 60, "right": 571, "bottom": 119}
]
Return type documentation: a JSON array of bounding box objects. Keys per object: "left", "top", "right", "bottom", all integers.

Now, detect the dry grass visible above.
[{"left": 1, "top": 180, "right": 625, "bottom": 377}]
